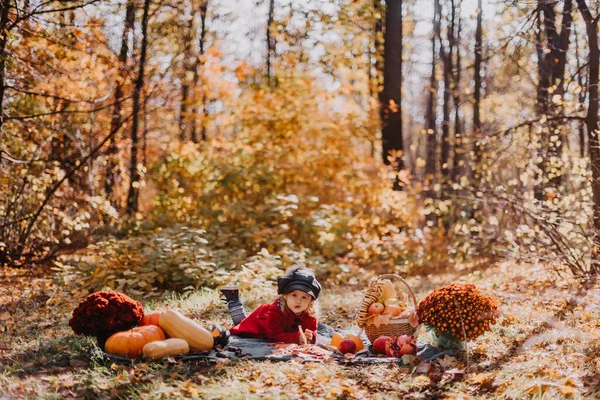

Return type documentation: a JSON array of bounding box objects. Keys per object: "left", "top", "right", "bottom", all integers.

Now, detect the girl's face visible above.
[{"left": 284, "top": 290, "right": 312, "bottom": 314}]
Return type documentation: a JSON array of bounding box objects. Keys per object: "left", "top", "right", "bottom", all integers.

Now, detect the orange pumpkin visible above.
[
  {"left": 105, "top": 325, "right": 166, "bottom": 359},
  {"left": 140, "top": 312, "right": 162, "bottom": 327}
]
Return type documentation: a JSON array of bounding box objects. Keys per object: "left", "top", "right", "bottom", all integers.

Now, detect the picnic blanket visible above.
[{"left": 96, "top": 324, "right": 454, "bottom": 364}]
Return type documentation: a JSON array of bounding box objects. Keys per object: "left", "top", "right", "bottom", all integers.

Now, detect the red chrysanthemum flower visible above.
[{"left": 69, "top": 290, "right": 144, "bottom": 340}]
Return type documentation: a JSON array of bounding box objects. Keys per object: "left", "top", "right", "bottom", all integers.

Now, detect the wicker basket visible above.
[{"left": 358, "top": 274, "right": 420, "bottom": 344}]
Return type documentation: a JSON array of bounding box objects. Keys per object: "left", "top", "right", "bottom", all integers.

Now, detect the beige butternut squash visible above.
[
  {"left": 142, "top": 338, "right": 190, "bottom": 360},
  {"left": 158, "top": 310, "right": 214, "bottom": 351}
]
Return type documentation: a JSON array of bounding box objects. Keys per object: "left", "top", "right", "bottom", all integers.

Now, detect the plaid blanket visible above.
[{"left": 96, "top": 323, "right": 454, "bottom": 364}]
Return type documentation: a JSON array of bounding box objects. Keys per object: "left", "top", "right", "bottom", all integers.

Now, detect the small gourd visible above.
[
  {"left": 158, "top": 310, "right": 214, "bottom": 351},
  {"left": 104, "top": 325, "right": 166, "bottom": 359},
  {"left": 206, "top": 324, "right": 230, "bottom": 347},
  {"left": 379, "top": 279, "right": 396, "bottom": 300},
  {"left": 330, "top": 332, "right": 345, "bottom": 349},
  {"left": 142, "top": 338, "right": 190, "bottom": 360}
]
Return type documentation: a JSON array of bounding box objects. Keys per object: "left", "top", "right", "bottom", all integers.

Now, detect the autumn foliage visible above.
[{"left": 2, "top": 0, "right": 599, "bottom": 289}]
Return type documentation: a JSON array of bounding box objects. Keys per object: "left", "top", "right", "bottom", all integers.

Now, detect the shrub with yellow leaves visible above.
[{"left": 416, "top": 283, "right": 499, "bottom": 342}]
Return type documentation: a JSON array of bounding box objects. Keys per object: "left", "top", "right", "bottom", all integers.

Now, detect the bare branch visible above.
[
  {"left": 4, "top": 97, "right": 131, "bottom": 121},
  {"left": 0, "top": 148, "right": 35, "bottom": 164},
  {"left": 5, "top": 85, "right": 113, "bottom": 104},
  {"left": 8, "top": 0, "right": 103, "bottom": 31}
]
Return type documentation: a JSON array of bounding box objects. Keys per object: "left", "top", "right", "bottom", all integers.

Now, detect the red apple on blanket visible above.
[
  {"left": 368, "top": 302, "right": 385, "bottom": 315},
  {"left": 372, "top": 336, "right": 390, "bottom": 354},
  {"left": 338, "top": 339, "right": 357, "bottom": 354}
]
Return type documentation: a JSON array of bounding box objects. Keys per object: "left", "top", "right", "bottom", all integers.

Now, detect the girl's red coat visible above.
[{"left": 230, "top": 299, "right": 317, "bottom": 343}]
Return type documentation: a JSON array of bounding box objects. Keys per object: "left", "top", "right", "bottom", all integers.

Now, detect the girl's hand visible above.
[{"left": 303, "top": 329, "right": 314, "bottom": 344}]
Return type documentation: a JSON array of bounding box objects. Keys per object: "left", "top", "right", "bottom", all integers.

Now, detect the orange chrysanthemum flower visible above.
[{"left": 417, "top": 283, "right": 499, "bottom": 341}]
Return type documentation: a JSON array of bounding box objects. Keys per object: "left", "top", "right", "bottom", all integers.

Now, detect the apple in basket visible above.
[
  {"left": 382, "top": 304, "right": 402, "bottom": 317},
  {"left": 372, "top": 336, "right": 391, "bottom": 354},
  {"left": 368, "top": 302, "right": 385, "bottom": 315}
]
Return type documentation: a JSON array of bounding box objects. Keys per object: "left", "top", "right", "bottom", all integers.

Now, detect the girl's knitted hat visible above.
[{"left": 277, "top": 267, "right": 322, "bottom": 299}]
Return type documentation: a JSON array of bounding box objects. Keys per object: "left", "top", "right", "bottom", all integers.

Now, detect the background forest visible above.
[
  {"left": 1, "top": 0, "right": 600, "bottom": 397},
  {"left": 2, "top": 0, "right": 599, "bottom": 285}
]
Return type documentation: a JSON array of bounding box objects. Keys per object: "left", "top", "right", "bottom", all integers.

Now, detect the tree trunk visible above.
[
  {"left": 0, "top": 0, "right": 11, "bottom": 264},
  {"left": 0, "top": 0, "right": 11, "bottom": 137},
  {"left": 105, "top": 0, "right": 134, "bottom": 205},
  {"left": 552, "top": 0, "right": 573, "bottom": 97},
  {"left": 143, "top": 91, "right": 148, "bottom": 167},
  {"left": 440, "top": 0, "right": 452, "bottom": 185},
  {"left": 425, "top": 0, "right": 439, "bottom": 186},
  {"left": 179, "top": 11, "right": 194, "bottom": 142},
  {"left": 266, "top": 0, "right": 276, "bottom": 87},
  {"left": 367, "top": 12, "right": 375, "bottom": 158},
  {"left": 533, "top": 9, "right": 548, "bottom": 200},
  {"left": 371, "top": 0, "right": 384, "bottom": 160},
  {"left": 576, "top": 0, "right": 600, "bottom": 265},
  {"left": 191, "top": 0, "right": 209, "bottom": 143},
  {"left": 22, "top": 0, "right": 31, "bottom": 31},
  {"left": 574, "top": 23, "right": 587, "bottom": 158},
  {"left": 548, "top": 0, "right": 573, "bottom": 189},
  {"left": 380, "top": 0, "right": 404, "bottom": 190},
  {"left": 472, "top": 0, "right": 483, "bottom": 183},
  {"left": 535, "top": 1, "right": 573, "bottom": 197},
  {"left": 451, "top": 0, "right": 463, "bottom": 182},
  {"left": 536, "top": 0, "right": 573, "bottom": 194},
  {"left": 126, "top": 0, "right": 151, "bottom": 216},
  {"left": 537, "top": 4, "right": 553, "bottom": 116},
  {"left": 373, "top": 0, "right": 384, "bottom": 94}
]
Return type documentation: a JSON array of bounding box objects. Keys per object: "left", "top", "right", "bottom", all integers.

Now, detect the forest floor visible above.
[{"left": 1, "top": 259, "right": 600, "bottom": 399}]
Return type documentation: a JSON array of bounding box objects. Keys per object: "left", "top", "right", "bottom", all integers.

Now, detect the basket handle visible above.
[{"left": 375, "top": 273, "right": 418, "bottom": 309}]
